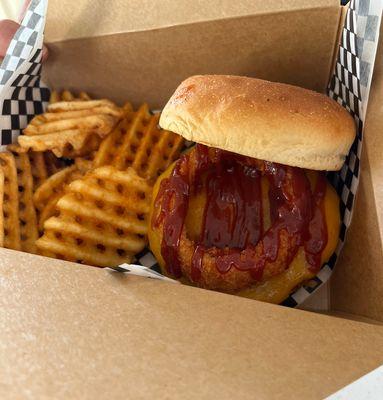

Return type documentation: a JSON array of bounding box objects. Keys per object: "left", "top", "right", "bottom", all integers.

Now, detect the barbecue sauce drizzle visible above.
[{"left": 153, "top": 144, "right": 328, "bottom": 282}]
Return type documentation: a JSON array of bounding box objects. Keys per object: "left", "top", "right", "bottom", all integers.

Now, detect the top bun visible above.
[{"left": 159, "top": 75, "right": 356, "bottom": 170}]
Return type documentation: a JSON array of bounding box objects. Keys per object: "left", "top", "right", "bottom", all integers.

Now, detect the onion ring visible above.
[{"left": 152, "top": 144, "right": 327, "bottom": 293}]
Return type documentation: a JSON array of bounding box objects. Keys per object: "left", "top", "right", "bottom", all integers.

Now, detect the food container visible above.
[{"left": 0, "top": 0, "right": 382, "bottom": 398}]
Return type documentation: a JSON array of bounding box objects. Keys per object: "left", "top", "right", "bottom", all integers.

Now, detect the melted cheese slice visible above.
[{"left": 148, "top": 163, "right": 340, "bottom": 304}]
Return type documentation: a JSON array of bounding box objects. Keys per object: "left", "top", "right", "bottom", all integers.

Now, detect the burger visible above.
[{"left": 148, "top": 75, "right": 355, "bottom": 303}]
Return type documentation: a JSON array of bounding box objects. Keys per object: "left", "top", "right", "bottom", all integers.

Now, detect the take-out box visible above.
[{"left": 1, "top": 0, "right": 383, "bottom": 398}]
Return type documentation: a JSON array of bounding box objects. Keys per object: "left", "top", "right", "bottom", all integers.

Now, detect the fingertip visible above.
[
  {"left": 0, "top": 19, "right": 47, "bottom": 63},
  {"left": 0, "top": 20, "right": 20, "bottom": 58},
  {"left": 42, "top": 45, "right": 49, "bottom": 62},
  {"left": 19, "top": 1, "right": 32, "bottom": 23}
]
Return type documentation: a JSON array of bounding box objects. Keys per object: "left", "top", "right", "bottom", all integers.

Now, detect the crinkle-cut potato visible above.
[
  {"left": 11, "top": 150, "right": 39, "bottom": 253},
  {"left": 0, "top": 168, "right": 4, "bottom": 247},
  {"left": 92, "top": 102, "right": 135, "bottom": 167},
  {"left": 0, "top": 152, "right": 21, "bottom": 251},
  {"left": 7, "top": 144, "right": 66, "bottom": 191},
  {"left": 50, "top": 89, "right": 91, "bottom": 103},
  {"left": 18, "top": 99, "right": 123, "bottom": 158},
  {"left": 33, "top": 164, "right": 89, "bottom": 231},
  {"left": 0, "top": 151, "right": 39, "bottom": 253},
  {"left": 28, "top": 151, "right": 49, "bottom": 190},
  {"left": 94, "top": 103, "right": 184, "bottom": 180},
  {"left": 0, "top": 93, "right": 180, "bottom": 270},
  {"left": 46, "top": 99, "right": 121, "bottom": 114},
  {"left": 74, "top": 156, "right": 95, "bottom": 173},
  {"left": 41, "top": 151, "right": 67, "bottom": 177},
  {"left": 36, "top": 166, "right": 152, "bottom": 267}
]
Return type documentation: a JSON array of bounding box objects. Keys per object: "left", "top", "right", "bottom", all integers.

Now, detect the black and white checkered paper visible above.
[
  {"left": 0, "top": 0, "right": 49, "bottom": 150},
  {"left": 283, "top": 0, "right": 382, "bottom": 307},
  {"left": 0, "top": 0, "right": 381, "bottom": 306}
]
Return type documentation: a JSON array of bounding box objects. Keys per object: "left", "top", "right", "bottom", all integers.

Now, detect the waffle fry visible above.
[
  {"left": 94, "top": 103, "right": 184, "bottom": 179},
  {"left": 50, "top": 90, "right": 91, "bottom": 103},
  {"left": 0, "top": 94, "right": 183, "bottom": 268},
  {"left": 47, "top": 99, "right": 121, "bottom": 114},
  {"left": 0, "top": 153, "right": 21, "bottom": 251},
  {"left": 28, "top": 151, "right": 48, "bottom": 189},
  {"left": 37, "top": 193, "right": 63, "bottom": 234},
  {"left": 33, "top": 165, "right": 78, "bottom": 212},
  {"left": 13, "top": 151, "right": 39, "bottom": 253},
  {"left": 36, "top": 166, "right": 152, "bottom": 266},
  {"left": 0, "top": 168, "right": 4, "bottom": 247},
  {"left": 19, "top": 99, "right": 123, "bottom": 158},
  {"left": 74, "top": 157, "right": 95, "bottom": 172},
  {"left": 7, "top": 145, "right": 66, "bottom": 191},
  {"left": 33, "top": 165, "right": 87, "bottom": 231},
  {"left": 93, "top": 103, "right": 135, "bottom": 167},
  {"left": 42, "top": 151, "right": 66, "bottom": 176},
  {"left": 26, "top": 109, "right": 122, "bottom": 128},
  {"left": 130, "top": 112, "right": 185, "bottom": 179}
]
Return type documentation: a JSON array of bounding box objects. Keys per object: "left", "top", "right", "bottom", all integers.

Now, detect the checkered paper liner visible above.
[
  {"left": 0, "top": 0, "right": 381, "bottom": 306},
  {"left": 0, "top": 0, "right": 49, "bottom": 149},
  {"left": 283, "top": 0, "right": 382, "bottom": 307}
]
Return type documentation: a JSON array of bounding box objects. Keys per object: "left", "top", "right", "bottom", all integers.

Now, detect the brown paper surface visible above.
[
  {"left": 1, "top": 248, "right": 383, "bottom": 400},
  {"left": 2, "top": 2, "right": 383, "bottom": 397},
  {"left": 331, "top": 22, "right": 383, "bottom": 321},
  {"left": 43, "top": 7, "right": 341, "bottom": 109},
  {"left": 46, "top": 0, "right": 338, "bottom": 42}
]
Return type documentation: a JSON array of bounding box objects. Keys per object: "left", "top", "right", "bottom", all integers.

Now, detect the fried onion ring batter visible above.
[{"left": 151, "top": 145, "right": 328, "bottom": 293}]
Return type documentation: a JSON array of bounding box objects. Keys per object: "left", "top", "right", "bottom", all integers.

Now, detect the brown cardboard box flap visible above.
[
  {"left": 44, "top": 3, "right": 341, "bottom": 108},
  {"left": 1, "top": 248, "right": 383, "bottom": 400},
  {"left": 46, "top": 0, "right": 339, "bottom": 42},
  {"left": 1, "top": 1, "right": 382, "bottom": 398}
]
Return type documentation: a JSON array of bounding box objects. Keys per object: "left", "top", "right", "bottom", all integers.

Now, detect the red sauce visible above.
[
  {"left": 153, "top": 144, "right": 328, "bottom": 282},
  {"left": 153, "top": 156, "right": 189, "bottom": 278}
]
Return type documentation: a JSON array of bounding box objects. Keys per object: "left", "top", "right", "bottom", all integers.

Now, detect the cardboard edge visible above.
[
  {"left": 0, "top": 245, "right": 381, "bottom": 327},
  {"left": 45, "top": 5, "right": 342, "bottom": 45},
  {"left": 365, "top": 21, "right": 383, "bottom": 240},
  {"left": 320, "top": 310, "right": 383, "bottom": 326}
]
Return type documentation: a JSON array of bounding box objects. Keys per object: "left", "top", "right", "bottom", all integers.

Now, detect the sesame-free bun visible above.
[{"left": 159, "top": 75, "right": 356, "bottom": 170}]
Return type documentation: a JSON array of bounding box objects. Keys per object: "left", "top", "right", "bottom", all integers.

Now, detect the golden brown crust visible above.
[
  {"left": 176, "top": 228, "right": 296, "bottom": 292},
  {"left": 160, "top": 75, "right": 356, "bottom": 170},
  {"left": 150, "top": 147, "right": 304, "bottom": 293}
]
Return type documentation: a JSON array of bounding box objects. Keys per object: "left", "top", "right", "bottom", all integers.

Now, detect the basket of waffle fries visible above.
[{"left": 0, "top": 90, "right": 184, "bottom": 268}]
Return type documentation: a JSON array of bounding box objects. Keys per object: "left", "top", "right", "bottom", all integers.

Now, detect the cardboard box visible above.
[{"left": 0, "top": 0, "right": 382, "bottom": 398}]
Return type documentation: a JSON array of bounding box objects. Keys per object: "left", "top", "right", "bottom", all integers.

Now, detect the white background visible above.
[{"left": 0, "top": 0, "right": 24, "bottom": 20}]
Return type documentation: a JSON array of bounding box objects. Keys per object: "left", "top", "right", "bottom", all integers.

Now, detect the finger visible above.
[
  {"left": 0, "top": 18, "right": 49, "bottom": 63},
  {"left": 19, "top": 0, "right": 32, "bottom": 23},
  {"left": 42, "top": 45, "right": 49, "bottom": 62},
  {"left": 0, "top": 18, "right": 49, "bottom": 62},
  {"left": 0, "top": 20, "right": 19, "bottom": 58},
  {"left": 19, "top": 1, "right": 49, "bottom": 62}
]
